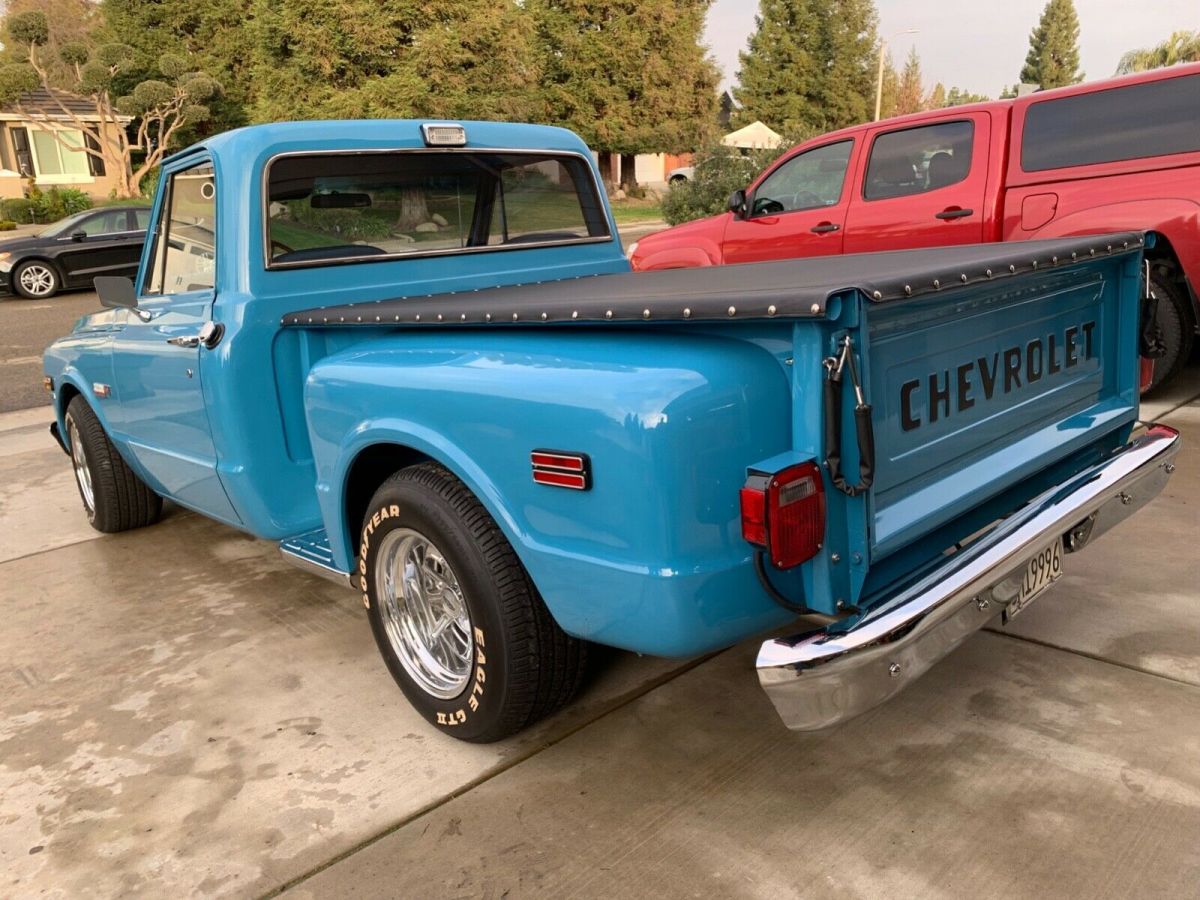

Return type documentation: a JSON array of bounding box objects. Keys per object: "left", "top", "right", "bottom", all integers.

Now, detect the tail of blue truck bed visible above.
[{"left": 276, "top": 233, "right": 1177, "bottom": 735}]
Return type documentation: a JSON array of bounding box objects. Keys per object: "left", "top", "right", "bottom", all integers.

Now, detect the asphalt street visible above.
[{"left": 0, "top": 289, "right": 99, "bottom": 413}]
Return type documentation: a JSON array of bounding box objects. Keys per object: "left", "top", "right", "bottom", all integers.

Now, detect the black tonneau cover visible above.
[{"left": 282, "top": 233, "right": 1144, "bottom": 328}]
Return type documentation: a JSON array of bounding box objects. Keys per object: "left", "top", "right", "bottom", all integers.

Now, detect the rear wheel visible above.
[
  {"left": 64, "top": 396, "right": 163, "bottom": 533},
  {"left": 13, "top": 260, "right": 59, "bottom": 299},
  {"left": 360, "top": 463, "right": 587, "bottom": 742},
  {"left": 1146, "top": 267, "right": 1195, "bottom": 393}
]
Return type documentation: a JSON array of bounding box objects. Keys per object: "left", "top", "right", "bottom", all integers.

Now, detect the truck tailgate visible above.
[{"left": 862, "top": 240, "right": 1143, "bottom": 556}]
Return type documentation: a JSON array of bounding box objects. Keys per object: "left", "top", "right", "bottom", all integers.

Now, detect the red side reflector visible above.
[
  {"left": 740, "top": 462, "right": 825, "bottom": 569},
  {"left": 531, "top": 450, "right": 591, "bottom": 490}
]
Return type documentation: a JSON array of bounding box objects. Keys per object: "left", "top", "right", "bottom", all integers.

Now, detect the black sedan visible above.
[{"left": 0, "top": 206, "right": 151, "bottom": 299}]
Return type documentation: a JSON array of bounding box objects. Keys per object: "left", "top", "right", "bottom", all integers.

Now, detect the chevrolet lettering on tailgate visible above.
[{"left": 900, "top": 319, "right": 1099, "bottom": 430}]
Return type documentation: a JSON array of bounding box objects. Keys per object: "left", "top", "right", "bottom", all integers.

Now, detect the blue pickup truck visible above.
[{"left": 43, "top": 120, "right": 1180, "bottom": 741}]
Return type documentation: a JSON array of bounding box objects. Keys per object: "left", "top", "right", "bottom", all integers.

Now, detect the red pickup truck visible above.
[{"left": 631, "top": 63, "right": 1200, "bottom": 390}]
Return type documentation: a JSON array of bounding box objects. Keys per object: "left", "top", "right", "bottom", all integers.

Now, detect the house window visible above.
[{"left": 29, "top": 128, "right": 91, "bottom": 180}]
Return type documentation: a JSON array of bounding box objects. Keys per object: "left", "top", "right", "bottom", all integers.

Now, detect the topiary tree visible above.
[{"left": 0, "top": 11, "right": 220, "bottom": 197}]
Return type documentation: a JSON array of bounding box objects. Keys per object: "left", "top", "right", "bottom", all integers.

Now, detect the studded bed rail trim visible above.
[{"left": 281, "top": 233, "right": 1146, "bottom": 329}]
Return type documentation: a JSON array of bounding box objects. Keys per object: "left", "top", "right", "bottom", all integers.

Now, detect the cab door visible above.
[
  {"left": 108, "top": 159, "right": 240, "bottom": 524},
  {"left": 722, "top": 139, "right": 857, "bottom": 265},
  {"left": 843, "top": 114, "right": 990, "bottom": 253}
]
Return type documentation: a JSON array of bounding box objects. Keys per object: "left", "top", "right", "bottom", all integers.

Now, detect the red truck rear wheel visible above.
[{"left": 1147, "top": 268, "right": 1195, "bottom": 393}]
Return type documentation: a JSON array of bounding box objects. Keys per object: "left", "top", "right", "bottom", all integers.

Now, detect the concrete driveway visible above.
[{"left": 1, "top": 365, "right": 1198, "bottom": 899}]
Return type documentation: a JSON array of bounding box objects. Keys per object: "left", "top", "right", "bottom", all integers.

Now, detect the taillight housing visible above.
[{"left": 740, "top": 462, "right": 826, "bottom": 569}]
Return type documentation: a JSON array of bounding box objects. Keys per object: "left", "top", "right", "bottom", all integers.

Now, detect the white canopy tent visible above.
[{"left": 720, "top": 121, "right": 784, "bottom": 150}]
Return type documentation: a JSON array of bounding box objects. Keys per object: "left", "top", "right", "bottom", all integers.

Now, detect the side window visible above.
[
  {"left": 751, "top": 141, "right": 853, "bottom": 217},
  {"left": 78, "top": 210, "right": 131, "bottom": 236},
  {"left": 132, "top": 209, "right": 152, "bottom": 230},
  {"left": 864, "top": 121, "right": 974, "bottom": 201},
  {"left": 144, "top": 163, "right": 216, "bottom": 296}
]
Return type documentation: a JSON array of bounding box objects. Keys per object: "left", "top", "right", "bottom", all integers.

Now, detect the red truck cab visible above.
[{"left": 632, "top": 63, "right": 1200, "bottom": 389}]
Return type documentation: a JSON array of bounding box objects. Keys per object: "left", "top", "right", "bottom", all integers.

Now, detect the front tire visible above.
[
  {"left": 1146, "top": 267, "right": 1195, "bottom": 393},
  {"left": 360, "top": 463, "right": 587, "bottom": 742},
  {"left": 64, "top": 396, "right": 163, "bottom": 533},
  {"left": 13, "top": 260, "right": 60, "bottom": 299}
]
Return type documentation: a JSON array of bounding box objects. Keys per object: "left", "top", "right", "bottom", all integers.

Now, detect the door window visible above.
[
  {"left": 144, "top": 163, "right": 216, "bottom": 296},
  {"left": 751, "top": 141, "right": 853, "bottom": 217},
  {"left": 78, "top": 210, "right": 132, "bottom": 236},
  {"left": 864, "top": 121, "right": 974, "bottom": 201},
  {"left": 132, "top": 208, "right": 152, "bottom": 230}
]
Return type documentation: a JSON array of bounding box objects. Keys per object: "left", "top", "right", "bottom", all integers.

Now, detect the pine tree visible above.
[
  {"left": 893, "top": 47, "right": 923, "bottom": 115},
  {"left": 531, "top": 0, "right": 719, "bottom": 190},
  {"left": 876, "top": 52, "right": 899, "bottom": 119},
  {"left": 251, "top": 1, "right": 541, "bottom": 124},
  {"left": 734, "top": 0, "right": 877, "bottom": 134},
  {"left": 925, "top": 82, "right": 946, "bottom": 110},
  {"left": 1019, "top": 0, "right": 1083, "bottom": 89}
]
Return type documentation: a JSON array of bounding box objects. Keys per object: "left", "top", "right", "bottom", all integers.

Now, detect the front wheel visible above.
[
  {"left": 13, "top": 260, "right": 59, "bottom": 299},
  {"left": 64, "top": 396, "right": 163, "bottom": 532},
  {"left": 360, "top": 463, "right": 587, "bottom": 742}
]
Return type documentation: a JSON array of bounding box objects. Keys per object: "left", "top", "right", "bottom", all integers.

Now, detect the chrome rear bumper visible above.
[{"left": 757, "top": 423, "right": 1181, "bottom": 731}]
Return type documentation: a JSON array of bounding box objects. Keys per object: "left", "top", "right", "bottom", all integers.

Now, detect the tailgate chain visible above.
[{"left": 823, "top": 336, "right": 876, "bottom": 497}]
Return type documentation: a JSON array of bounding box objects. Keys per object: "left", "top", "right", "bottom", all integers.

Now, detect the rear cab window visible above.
[
  {"left": 1021, "top": 72, "right": 1200, "bottom": 172},
  {"left": 265, "top": 151, "right": 610, "bottom": 268},
  {"left": 864, "top": 121, "right": 975, "bottom": 201}
]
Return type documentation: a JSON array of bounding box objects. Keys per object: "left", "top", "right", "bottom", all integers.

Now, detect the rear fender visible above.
[
  {"left": 1026, "top": 198, "right": 1200, "bottom": 295},
  {"left": 303, "top": 329, "right": 798, "bottom": 657}
]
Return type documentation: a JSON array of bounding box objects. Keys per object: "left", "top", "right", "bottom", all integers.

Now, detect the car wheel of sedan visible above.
[
  {"left": 64, "top": 396, "right": 163, "bottom": 533},
  {"left": 1146, "top": 267, "right": 1195, "bottom": 393},
  {"left": 13, "top": 260, "right": 60, "bottom": 299},
  {"left": 360, "top": 462, "right": 587, "bottom": 743}
]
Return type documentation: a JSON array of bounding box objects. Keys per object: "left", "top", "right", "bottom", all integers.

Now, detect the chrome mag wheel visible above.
[
  {"left": 375, "top": 528, "right": 474, "bottom": 700},
  {"left": 19, "top": 263, "right": 56, "bottom": 297},
  {"left": 66, "top": 413, "right": 95, "bottom": 515}
]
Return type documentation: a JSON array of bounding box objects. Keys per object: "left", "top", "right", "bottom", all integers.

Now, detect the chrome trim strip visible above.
[
  {"left": 260, "top": 147, "right": 614, "bottom": 272},
  {"left": 757, "top": 424, "right": 1181, "bottom": 731}
]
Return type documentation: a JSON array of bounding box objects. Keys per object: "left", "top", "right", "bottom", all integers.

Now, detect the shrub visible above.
[
  {"left": 661, "top": 142, "right": 795, "bottom": 226},
  {"left": 25, "top": 186, "right": 93, "bottom": 223},
  {"left": 284, "top": 200, "right": 397, "bottom": 241},
  {"left": 0, "top": 220, "right": 15, "bottom": 231},
  {"left": 1, "top": 198, "right": 33, "bottom": 223}
]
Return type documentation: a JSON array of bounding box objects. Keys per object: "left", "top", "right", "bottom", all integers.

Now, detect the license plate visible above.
[{"left": 1002, "top": 538, "right": 1064, "bottom": 624}]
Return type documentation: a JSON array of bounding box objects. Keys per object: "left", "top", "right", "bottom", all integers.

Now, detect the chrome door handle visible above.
[{"left": 165, "top": 322, "right": 224, "bottom": 350}]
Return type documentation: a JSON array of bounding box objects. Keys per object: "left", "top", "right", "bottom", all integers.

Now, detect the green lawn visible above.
[{"left": 609, "top": 202, "right": 663, "bottom": 224}]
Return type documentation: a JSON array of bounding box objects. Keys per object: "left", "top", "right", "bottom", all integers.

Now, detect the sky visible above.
[{"left": 703, "top": 0, "right": 1198, "bottom": 99}]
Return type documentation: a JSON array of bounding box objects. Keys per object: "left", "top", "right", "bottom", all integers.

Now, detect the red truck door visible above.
[
  {"left": 722, "top": 139, "right": 858, "bottom": 264},
  {"left": 843, "top": 113, "right": 991, "bottom": 253}
]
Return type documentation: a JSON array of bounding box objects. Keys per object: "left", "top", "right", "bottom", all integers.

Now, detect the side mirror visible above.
[
  {"left": 95, "top": 275, "right": 136, "bottom": 310},
  {"left": 71, "top": 231, "right": 87, "bottom": 242},
  {"left": 727, "top": 189, "right": 747, "bottom": 219}
]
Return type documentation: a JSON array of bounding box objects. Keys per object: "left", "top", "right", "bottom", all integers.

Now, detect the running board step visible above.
[{"left": 280, "top": 529, "right": 355, "bottom": 589}]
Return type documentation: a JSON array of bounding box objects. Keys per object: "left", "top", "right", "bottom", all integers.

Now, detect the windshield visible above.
[{"left": 37, "top": 210, "right": 93, "bottom": 239}]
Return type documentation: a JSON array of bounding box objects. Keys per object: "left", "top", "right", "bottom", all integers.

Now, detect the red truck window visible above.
[
  {"left": 864, "top": 121, "right": 974, "bottom": 201},
  {"left": 750, "top": 141, "right": 853, "bottom": 217},
  {"left": 1021, "top": 73, "right": 1200, "bottom": 172}
]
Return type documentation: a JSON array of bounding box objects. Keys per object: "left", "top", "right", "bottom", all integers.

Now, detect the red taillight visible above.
[{"left": 740, "top": 462, "right": 825, "bottom": 569}]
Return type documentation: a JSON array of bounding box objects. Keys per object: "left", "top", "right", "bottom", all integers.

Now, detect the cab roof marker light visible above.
[{"left": 421, "top": 123, "right": 467, "bottom": 147}]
